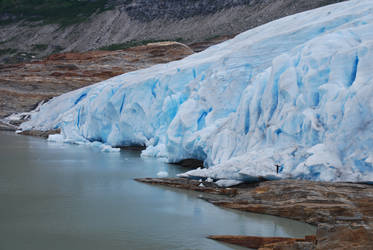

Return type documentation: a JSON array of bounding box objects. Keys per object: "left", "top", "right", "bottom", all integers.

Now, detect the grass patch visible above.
[{"left": 99, "top": 38, "right": 184, "bottom": 51}]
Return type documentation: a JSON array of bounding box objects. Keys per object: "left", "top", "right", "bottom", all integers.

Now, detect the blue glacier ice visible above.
[{"left": 21, "top": 0, "right": 373, "bottom": 184}]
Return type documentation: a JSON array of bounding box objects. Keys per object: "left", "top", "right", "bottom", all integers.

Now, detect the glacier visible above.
[{"left": 21, "top": 0, "right": 373, "bottom": 183}]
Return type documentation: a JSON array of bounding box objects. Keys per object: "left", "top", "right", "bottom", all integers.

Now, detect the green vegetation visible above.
[
  {"left": 99, "top": 38, "right": 184, "bottom": 51},
  {"left": 32, "top": 44, "right": 48, "bottom": 51},
  {"left": 0, "top": 48, "right": 17, "bottom": 56},
  {"left": 0, "top": 0, "right": 112, "bottom": 26}
]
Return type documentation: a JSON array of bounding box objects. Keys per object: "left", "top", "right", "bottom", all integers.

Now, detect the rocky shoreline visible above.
[{"left": 136, "top": 178, "right": 373, "bottom": 249}]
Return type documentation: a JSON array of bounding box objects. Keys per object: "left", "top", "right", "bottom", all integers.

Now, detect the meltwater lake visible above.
[{"left": 0, "top": 131, "right": 315, "bottom": 250}]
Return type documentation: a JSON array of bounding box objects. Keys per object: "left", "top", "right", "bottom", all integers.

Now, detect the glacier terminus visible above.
[{"left": 20, "top": 0, "right": 373, "bottom": 185}]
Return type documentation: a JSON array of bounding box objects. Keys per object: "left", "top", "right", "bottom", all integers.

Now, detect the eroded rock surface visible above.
[{"left": 136, "top": 178, "right": 373, "bottom": 249}]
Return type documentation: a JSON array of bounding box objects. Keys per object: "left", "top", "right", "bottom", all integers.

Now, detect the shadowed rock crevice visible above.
[{"left": 171, "top": 158, "right": 204, "bottom": 169}]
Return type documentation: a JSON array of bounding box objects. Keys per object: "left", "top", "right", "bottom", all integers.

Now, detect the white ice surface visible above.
[
  {"left": 215, "top": 180, "right": 243, "bottom": 188},
  {"left": 157, "top": 171, "right": 169, "bottom": 178},
  {"left": 21, "top": 0, "right": 373, "bottom": 184},
  {"left": 47, "top": 134, "right": 64, "bottom": 143}
]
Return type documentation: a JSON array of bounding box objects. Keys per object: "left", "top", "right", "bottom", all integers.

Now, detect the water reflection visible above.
[{"left": 0, "top": 132, "right": 315, "bottom": 250}]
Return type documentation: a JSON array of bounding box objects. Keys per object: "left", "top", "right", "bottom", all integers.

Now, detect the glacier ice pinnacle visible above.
[{"left": 21, "top": 0, "right": 373, "bottom": 184}]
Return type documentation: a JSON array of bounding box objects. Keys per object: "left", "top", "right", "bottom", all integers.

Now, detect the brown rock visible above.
[
  {"left": 207, "top": 235, "right": 314, "bottom": 249},
  {"left": 19, "top": 129, "right": 61, "bottom": 139},
  {"left": 136, "top": 178, "right": 373, "bottom": 249},
  {"left": 316, "top": 225, "right": 373, "bottom": 250},
  {"left": 260, "top": 241, "right": 315, "bottom": 250},
  {"left": 0, "top": 42, "right": 194, "bottom": 120},
  {"left": 135, "top": 177, "right": 239, "bottom": 196}
]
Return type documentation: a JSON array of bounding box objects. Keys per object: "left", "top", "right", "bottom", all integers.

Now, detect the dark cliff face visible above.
[
  {"left": 0, "top": 0, "right": 110, "bottom": 25},
  {"left": 123, "top": 0, "right": 251, "bottom": 21},
  {"left": 116, "top": 0, "right": 346, "bottom": 22},
  {"left": 1, "top": 0, "right": 252, "bottom": 23},
  {"left": 0, "top": 0, "right": 347, "bottom": 24}
]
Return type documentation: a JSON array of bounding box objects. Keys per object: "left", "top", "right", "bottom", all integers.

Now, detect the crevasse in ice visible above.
[{"left": 21, "top": 0, "right": 373, "bottom": 183}]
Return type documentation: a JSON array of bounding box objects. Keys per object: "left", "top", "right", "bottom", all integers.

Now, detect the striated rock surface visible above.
[
  {"left": 0, "top": 41, "right": 193, "bottom": 120},
  {"left": 0, "top": 0, "right": 346, "bottom": 63},
  {"left": 136, "top": 178, "right": 373, "bottom": 249}
]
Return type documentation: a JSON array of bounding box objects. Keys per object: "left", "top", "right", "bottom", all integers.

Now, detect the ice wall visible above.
[{"left": 21, "top": 0, "right": 373, "bottom": 183}]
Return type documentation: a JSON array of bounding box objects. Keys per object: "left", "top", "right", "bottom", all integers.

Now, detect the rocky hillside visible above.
[
  {"left": 0, "top": 0, "right": 346, "bottom": 63},
  {"left": 0, "top": 42, "right": 193, "bottom": 123}
]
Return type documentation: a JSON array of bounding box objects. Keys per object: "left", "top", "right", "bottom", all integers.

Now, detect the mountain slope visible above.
[
  {"left": 0, "top": 41, "right": 193, "bottom": 119},
  {"left": 21, "top": 0, "right": 373, "bottom": 184},
  {"left": 0, "top": 0, "right": 346, "bottom": 63}
]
